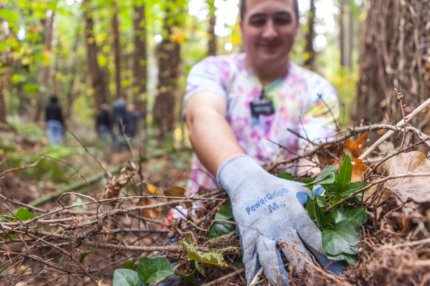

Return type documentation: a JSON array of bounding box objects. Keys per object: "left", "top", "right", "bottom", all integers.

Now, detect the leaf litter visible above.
[{"left": 1, "top": 122, "right": 430, "bottom": 285}]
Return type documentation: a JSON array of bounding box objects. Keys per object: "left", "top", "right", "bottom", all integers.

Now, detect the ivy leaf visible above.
[
  {"left": 335, "top": 154, "right": 352, "bottom": 190},
  {"left": 333, "top": 207, "right": 367, "bottom": 230},
  {"left": 15, "top": 208, "right": 36, "bottom": 221},
  {"left": 208, "top": 222, "right": 235, "bottom": 239},
  {"left": 277, "top": 172, "right": 295, "bottom": 181},
  {"left": 112, "top": 269, "right": 140, "bottom": 286},
  {"left": 306, "top": 165, "right": 337, "bottom": 188},
  {"left": 306, "top": 196, "right": 333, "bottom": 230},
  {"left": 182, "top": 237, "right": 228, "bottom": 268},
  {"left": 214, "top": 201, "right": 233, "bottom": 220},
  {"left": 136, "top": 257, "right": 174, "bottom": 285},
  {"left": 208, "top": 201, "right": 235, "bottom": 238},
  {"left": 327, "top": 253, "right": 357, "bottom": 265},
  {"left": 322, "top": 221, "right": 360, "bottom": 256}
]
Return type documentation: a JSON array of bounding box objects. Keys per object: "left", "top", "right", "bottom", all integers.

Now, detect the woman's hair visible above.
[{"left": 239, "top": 0, "right": 299, "bottom": 22}]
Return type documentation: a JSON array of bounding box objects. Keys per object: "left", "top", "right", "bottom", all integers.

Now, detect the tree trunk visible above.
[
  {"left": 304, "top": 0, "right": 316, "bottom": 70},
  {"left": 65, "top": 28, "right": 81, "bottom": 119},
  {"left": 82, "top": 0, "right": 108, "bottom": 108},
  {"left": 112, "top": 2, "right": 122, "bottom": 99},
  {"left": 0, "top": 78, "right": 7, "bottom": 125},
  {"left": 0, "top": 19, "right": 9, "bottom": 125},
  {"left": 33, "top": 11, "right": 56, "bottom": 122},
  {"left": 207, "top": 0, "right": 217, "bottom": 56},
  {"left": 132, "top": 0, "right": 148, "bottom": 127},
  {"left": 339, "top": 0, "right": 353, "bottom": 69},
  {"left": 153, "top": 1, "right": 185, "bottom": 137},
  {"left": 355, "top": 0, "right": 430, "bottom": 126}
]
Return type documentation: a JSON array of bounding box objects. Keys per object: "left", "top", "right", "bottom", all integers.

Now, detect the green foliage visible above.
[
  {"left": 304, "top": 154, "right": 367, "bottom": 264},
  {"left": 113, "top": 269, "right": 140, "bottom": 286},
  {"left": 15, "top": 207, "right": 36, "bottom": 221},
  {"left": 182, "top": 236, "right": 228, "bottom": 268},
  {"left": 208, "top": 200, "right": 235, "bottom": 239},
  {"left": 112, "top": 257, "right": 174, "bottom": 286},
  {"left": 5, "top": 143, "right": 83, "bottom": 184},
  {"left": 137, "top": 257, "right": 175, "bottom": 285}
]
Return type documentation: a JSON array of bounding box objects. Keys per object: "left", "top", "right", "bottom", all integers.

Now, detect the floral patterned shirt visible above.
[{"left": 184, "top": 53, "right": 339, "bottom": 196}]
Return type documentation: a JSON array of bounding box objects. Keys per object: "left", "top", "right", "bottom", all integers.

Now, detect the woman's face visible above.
[{"left": 240, "top": 0, "right": 298, "bottom": 72}]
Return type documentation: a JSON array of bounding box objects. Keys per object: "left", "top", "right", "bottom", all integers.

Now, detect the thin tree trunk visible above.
[
  {"left": 0, "top": 78, "right": 7, "bottom": 125},
  {"left": 82, "top": 0, "right": 108, "bottom": 108},
  {"left": 153, "top": 1, "right": 185, "bottom": 138},
  {"left": 339, "top": 0, "right": 352, "bottom": 69},
  {"left": 0, "top": 19, "right": 9, "bottom": 125},
  {"left": 33, "top": 11, "right": 56, "bottom": 122},
  {"left": 304, "top": 0, "right": 316, "bottom": 70},
  {"left": 65, "top": 28, "right": 81, "bottom": 119},
  {"left": 207, "top": 0, "right": 217, "bottom": 56},
  {"left": 133, "top": 0, "right": 148, "bottom": 128},
  {"left": 112, "top": 2, "right": 122, "bottom": 99}
]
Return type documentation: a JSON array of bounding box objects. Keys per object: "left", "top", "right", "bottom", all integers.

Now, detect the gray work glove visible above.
[{"left": 217, "top": 155, "right": 343, "bottom": 285}]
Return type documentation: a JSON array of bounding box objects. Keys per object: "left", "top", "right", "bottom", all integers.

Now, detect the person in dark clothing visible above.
[
  {"left": 95, "top": 102, "right": 114, "bottom": 142},
  {"left": 124, "top": 103, "right": 140, "bottom": 138},
  {"left": 112, "top": 95, "right": 127, "bottom": 134},
  {"left": 45, "top": 94, "right": 64, "bottom": 145}
]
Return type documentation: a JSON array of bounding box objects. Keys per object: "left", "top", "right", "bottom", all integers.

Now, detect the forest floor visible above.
[{"left": 1, "top": 118, "right": 430, "bottom": 286}]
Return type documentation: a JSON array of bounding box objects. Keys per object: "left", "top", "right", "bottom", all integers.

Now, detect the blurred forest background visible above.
[
  {"left": 1, "top": 1, "right": 430, "bottom": 285},
  {"left": 0, "top": 0, "right": 429, "bottom": 191}
]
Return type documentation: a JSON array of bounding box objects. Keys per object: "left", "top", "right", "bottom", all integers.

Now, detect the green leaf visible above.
[
  {"left": 327, "top": 253, "right": 357, "bottom": 265},
  {"left": 175, "top": 270, "right": 198, "bottom": 285},
  {"left": 208, "top": 222, "right": 235, "bottom": 239},
  {"left": 306, "top": 196, "right": 321, "bottom": 227},
  {"left": 306, "top": 196, "right": 333, "bottom": 230},
  {"left": 79, "top": 252, "right": 90, "bottom": 263},
  {"left": 333, "top": 207, "right": 367, "bottom": 230},
  {"left": 194, "top": 261, "right": 205, "bottom": 276},
  {"left": 214, "top": 201, "right": 233, "bottom": 220},
  {"left": 306, "top": 165, "right": 337, "bottom": 187},
  {"left": 208, "top": 201, "right": 235, "bottom": 238},
  {"left": 136, "top": 257, "right": 174, "bottom": 285},
  {"left": 182, "top": 237, "right": 228, "bottom": 268},
  {"left": 277, "top": 172, "right": 295, "bottom": 181},
  {"left": 112, "top": 269, "right": 140, "bottom": 286},
  {"left": 15, "top": 208, "right": 36, "bottom": 221},
  {"left": 121, "top": 261, "right": 136, "bottom": 270},
  {"left": 322, "top": 221, "right": 360, "bottom": 256},
  {"left": 335, "top": 154, "right": 352, "bottom": 189}
]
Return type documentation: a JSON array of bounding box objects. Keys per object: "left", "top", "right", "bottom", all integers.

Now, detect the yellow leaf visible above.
[{"left": 146, "top": 183, "right": 159, "bottom": 195}]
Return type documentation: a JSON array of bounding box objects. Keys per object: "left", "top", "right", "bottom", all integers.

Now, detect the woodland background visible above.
[{"left": 0, "top": 0, "right": 430, "bottom": 285}]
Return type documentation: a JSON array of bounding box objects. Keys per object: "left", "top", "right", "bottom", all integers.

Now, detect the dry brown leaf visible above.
[
  {"left": 139, "top": 197, "right": 161, "bottom": 218},
  {"left": 351, "top": 158, "right": 368, "bottom": 182},
  {"left": 165, "top": 186, "right": 186, "bottom": 197},
  {"left": 344, "top": 132, "right": 368, "bottom": 158},
  {"left": 380, "top": 151, "right": 430, "bottom": 203}
]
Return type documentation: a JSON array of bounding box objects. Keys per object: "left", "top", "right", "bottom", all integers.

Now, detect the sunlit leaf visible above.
[
  {"left": 15, "top": 208, "right": 36, "bottom": 221},
  {"left": 181, "top": 237, "right": 228, "bottom": 268}
]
